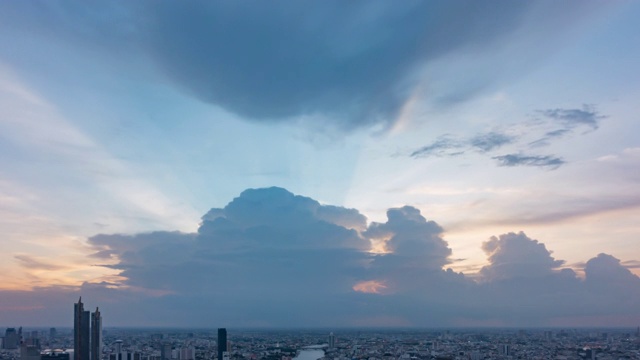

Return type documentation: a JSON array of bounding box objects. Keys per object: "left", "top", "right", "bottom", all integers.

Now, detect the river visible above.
[{"left": 293, "top": 349, "right": 324, "bottom": 360}]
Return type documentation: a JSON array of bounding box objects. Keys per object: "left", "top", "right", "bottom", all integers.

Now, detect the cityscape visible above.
[
  {"left": 1, "top": 299, "right": 640, "bottom": 360},
  {"left": 1, "top": 3, "right": 640, "bottom": 360}
]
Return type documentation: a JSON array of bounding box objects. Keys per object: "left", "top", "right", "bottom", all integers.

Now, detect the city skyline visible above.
[{"left": 0, "top": 1, "right": 639, "bottom": 328}]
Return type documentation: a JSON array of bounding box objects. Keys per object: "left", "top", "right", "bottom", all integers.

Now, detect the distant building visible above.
[
  {"left": 217, "top": 329, "right": 227, "bottom": 360},
  {"left": 498, "top": 344, "right": 511, "bottom": 356},
  {"left": 328, "top": 333, "right": 336, "bottom": 349},
  {"left": 74, "top": 298, "right": 91, "bottom": 360},
  {"left": 91, "top": 308, "right": 102, "bottom": 360},
  {"left": 20, "top": 343, "right": 40, "bottom": 360},
  {"left": 161, "top": 343, "right": 172, "bottom": 360},
  {"left": 42, "top": 351, "right": 70, "bottom": 360},
  {"left": 49, "top": 328, "right": 57, "bottom": 340},
  {"left": 4, "top": 328, "right": 19, "bottom": 349}
]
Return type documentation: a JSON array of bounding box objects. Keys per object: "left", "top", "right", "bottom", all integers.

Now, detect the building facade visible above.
[{"left": 217, "top": 328, "right": 227, "bottom": 360}]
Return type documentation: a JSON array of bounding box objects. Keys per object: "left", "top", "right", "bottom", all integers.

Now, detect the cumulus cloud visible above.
[
  {"left": 2, "top": 187, "right": 640, "bottom": 327},
  {"left": 365, "top": 206, "right": 451, "bottom": 270},
  {"left": 479, "top": 232, "right": 566, "bottom": 281}
]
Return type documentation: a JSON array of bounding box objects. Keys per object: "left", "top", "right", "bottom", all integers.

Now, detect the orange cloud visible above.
[{"left": 352, "top": 280, "right": 388, "bottom": 294}]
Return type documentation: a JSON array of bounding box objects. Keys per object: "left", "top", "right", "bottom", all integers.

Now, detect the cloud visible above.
[
  {"left": 479, "top": 232, "right": 565, "bottom": 281},
  {"left": 528, "top": 129, "right": 571, "bottom": 147},
  {"left": 365, "top": 206, "right": 451, "bottom": 271},
  {"left": 410, "top": 136, "right": 464, "bottom": 158},
  {"left": 585, "top": 253, "right": 640, "bottom": 287},
  {"left": 1, "top": 1, "right": 603, "bottom": 132},
  {"left": 411, "top": 105, "right": 605, "bottom": 167},
  {"left": 469, "top": 132, "right": 515, "bottom": 152},
  {"left": 14, "top": 255, "right": 66, "bottom": 271},
  {"left": 538, "top": 104, "right": 604, "bottom": 130},
  {"left": 411, "top": 131, "right": 514, "bottom": 158},
  {"left": 2, "top": 187, "right": 640, "bottom": 327},
  {"left": 493, "top": 153, "right": 565, "bottom": 168}
]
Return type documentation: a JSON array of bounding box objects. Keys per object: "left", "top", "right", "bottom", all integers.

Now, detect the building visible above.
[
  {"left": 161, "top": 343, "right": 172, "bottom": 360},
  {"left": 91, "top": 308, "right": 102, "bottom": 360},
  {"left": 498, "top": 344, "right": 511, "bottom": 356},
  {"left": 328, "top": 333, "right": 336, "bottom": 349},
  {"left": 217, "top": 329, "right": 227, "bottom": 360},
  {"left": 42, "top": 351, "right": 71, "bottom": 360},
  {"left": 74, "top": 298, "right": 91, "bottom": 360},
  {"left": 4, "top": 328, "right": 19, "bottom": 349},
  {"left": 20, "top": 343, "right": 41, "bottom": 360}
]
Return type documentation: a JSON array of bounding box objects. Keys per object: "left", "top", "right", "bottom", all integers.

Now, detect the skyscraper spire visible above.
[
  {"left": 91, "top": 307, "right": 102, "bottom": 360},
  {"left": 74, "top": 298, "right": 90, "bottom": 360}
]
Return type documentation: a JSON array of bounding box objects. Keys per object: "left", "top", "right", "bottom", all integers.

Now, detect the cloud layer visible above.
[
  {"left": 0, "top": 1, "right": 600, "bottom": 131},
  {"left": 2, "top": 187, "right": 639, "bottom": 327}
]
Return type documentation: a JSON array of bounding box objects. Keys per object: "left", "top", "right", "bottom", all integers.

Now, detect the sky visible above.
[{"left": 0, "top": 1, "right": 639, "bottom": 328}]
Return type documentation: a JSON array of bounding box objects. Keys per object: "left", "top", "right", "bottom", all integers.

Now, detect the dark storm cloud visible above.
[
  {"left": 493, "top": 153, "right": 565, "bottom": 168},
  {"left": 3, "top": 188, "right": 640, "bottom": 327},
  {"left": 0, "top": 1, "right": 566, "bottom": 130},
  {"left": 138, "top": 1, "right": 532, "bottom": 129}
]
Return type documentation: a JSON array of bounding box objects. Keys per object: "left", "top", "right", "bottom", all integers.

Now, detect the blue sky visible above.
[{"left": 0, "top": 1, "right": 639, "bottom": 327}]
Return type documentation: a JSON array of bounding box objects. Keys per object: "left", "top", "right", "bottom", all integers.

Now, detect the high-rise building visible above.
[
  {"left": 20, "top": 343, "right": 41, "bottom": 360},
  {"left": 74, "top": 298, "right": 90, "bottom": 360},
  {"left": 50, "top": 328, "right": 57, "bottom": 340},
  {"left": 328, "top": 333, "right": 336, "bottom": 349},
  {"left": 161, "top": 343, "right": 172, "bottom": 360},
  {"left": 498, "top": 344, "right": 511, "bottom": 356},
  {"left": 91, "top": 308, "right": 102, "bottom": 360},
  {"left": 217, "top": 329, "right": 227, "bottom": 360},
  {"left": 4, "top": 328, "right": 19, "bottom": 349}
]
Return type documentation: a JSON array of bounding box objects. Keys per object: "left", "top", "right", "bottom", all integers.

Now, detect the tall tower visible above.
[
  {"left": 91, "top": 308, "right": 102, "bottom": 360},
  {"left": 328, "top": 332, "right": 336, "bottom": 349},
  {"left": 217, "top": 328, "right": 227, "bottom": 360},
  {"left": 74, "top": 298, "right": 90, "bottom": 360}
]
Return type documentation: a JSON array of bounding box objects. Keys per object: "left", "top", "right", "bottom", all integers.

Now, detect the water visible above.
[{"left": 294, "top": 349, "right": 324, "bottom": 360}]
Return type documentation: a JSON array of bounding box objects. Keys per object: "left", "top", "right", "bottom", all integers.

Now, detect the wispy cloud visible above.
[
  {"left": 410, "top": 136, "right": 464, "bottom": 158},
  {"left": 538, "top": 104, "right": 604, "bottom": 130},
  {"left": 493, "top": 154, "right": 565, "bottom": 169},
  {"left": 411, "top": 105, "right": 604, "bottom": 168},
  {"left": 470, "top": 132, "right": 515, "bottom": 152},
  {"left": 411, "top": 131, "right": 514, "bottom": 158},
  {"left": 14, "top": 255, "right": 66, "bottom": 271}
]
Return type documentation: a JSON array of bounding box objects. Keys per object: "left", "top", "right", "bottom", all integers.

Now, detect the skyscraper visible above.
[
  {"left": 3, "top": 328, "right": 18, "bottom": 349},
  {"left": 74, "top": 298, "right": 90, "bottom": 360},
  {"left": 91, "top": 308, "right": 102, "bottom": 360},
  {"left": 328, "top": 332, "right": 336, "bottom": 349},
  {"left": 161, "top": 343, "right": 171, "bottom": 360},
  {"left": 217, "top": 328, "right": 227, "bottom": 360}
]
